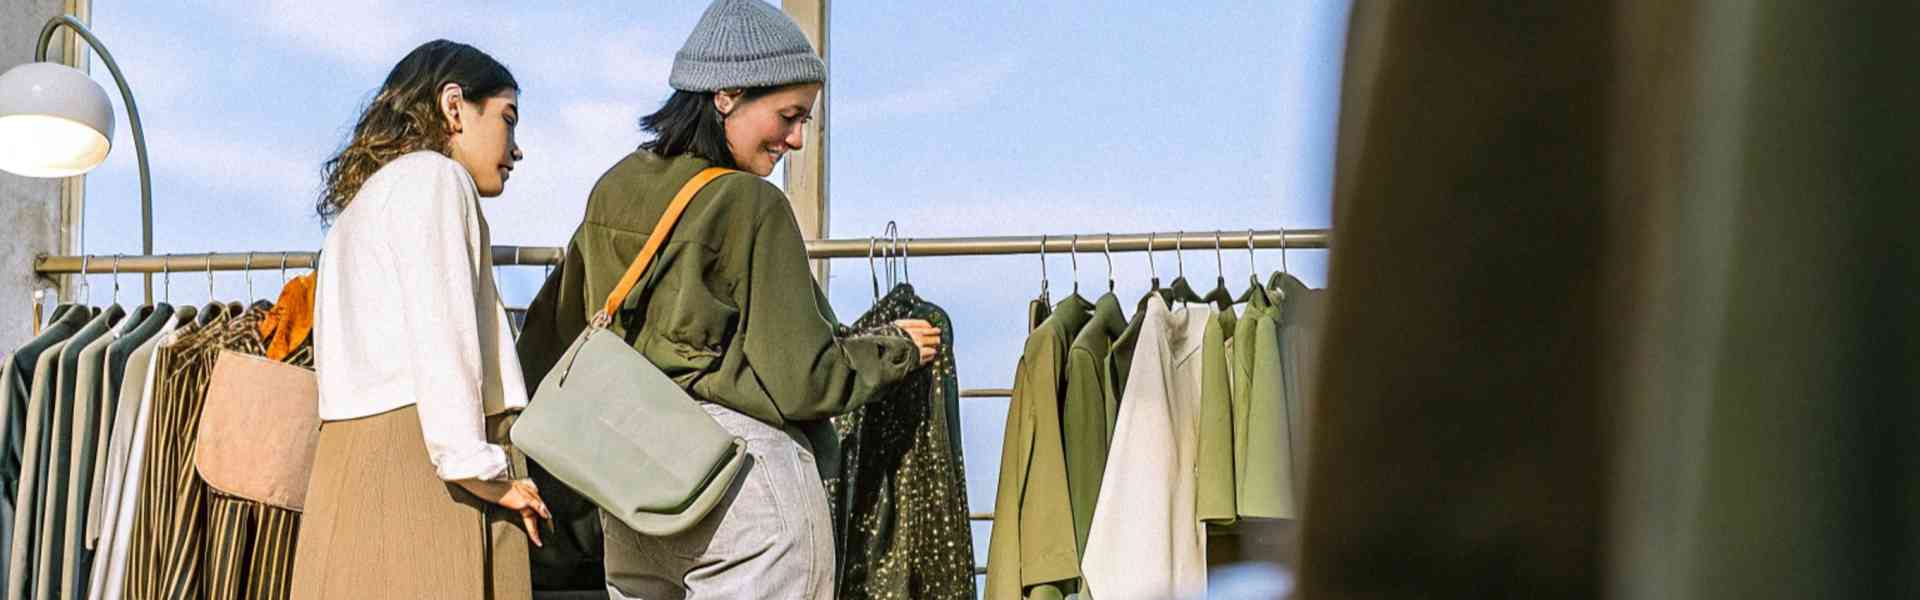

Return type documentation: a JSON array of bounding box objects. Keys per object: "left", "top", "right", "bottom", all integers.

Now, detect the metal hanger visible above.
[
  {"left": 198, "top": 252, "right": 223, "bottom": 325},
  {"left": 867, "top": 236, "right": 882, "bottom": 301},
  {"left": 1236, "top": 229, "right": 1266, "bottom": 304},
  {"left": 1103, "top": 233, "right": 1115, "bottom": 293},
  {"left": 1069, "top": 234, "right": 1081, "bottom": 296},
  {"left": 1267, "top": 226, "right": 1291, "bottom": 300},
  {"left": 1037, "top": 233, "right": 1051, "bottom": 303},
  {"left": 280, "top": 252, "right": 291, "bottom": 289},
  {"left": 883, "top": 221, "right": 901, "bottom": 290},
  {"left": 899, "top": 236, "right": 912, "bottom": 285},
  {"left": 1166, "top": 231, "right": 1203, "bottom": 307},
  {"left": 1282, "top": 226, "right": 1290, "bottom": 274},
  {"left": 1147, "top": 231, "right": 1161, "bottom": 288},
  {"left": 79, "top": 253, "right": 91, "bottom": 307},
  {"left": 160, "top": 254, "right": 191, "bottom": 325},
  {"left": 1203, "top": 231, "right": 1235, "bottom": 309},
  {"left": 111, "top": 254, "right": 122, "bottom": 306},
  {"left": 245, "top": 251, "right": 256, "bottom": 304}
]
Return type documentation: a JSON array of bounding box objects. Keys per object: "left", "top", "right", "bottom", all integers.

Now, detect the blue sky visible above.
[{"left": 69, "top": 0, "right": 1349, "bottom": 584}]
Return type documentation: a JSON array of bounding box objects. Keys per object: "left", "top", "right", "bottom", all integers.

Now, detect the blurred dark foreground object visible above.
[{"left": 1299, "top": 2, "right": 1920, "bottom": 599}]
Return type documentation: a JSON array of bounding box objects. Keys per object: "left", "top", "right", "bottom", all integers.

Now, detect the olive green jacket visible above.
[
  {"left": 518, "top": 151, "right": 919, "bottom": 434},
  {"left": 986, "top": 295, "right": 1091, "bottom": 600},
  {"left": 1195, "top": 306, "right": 1238, "bottom": 524},
  {"left": 1062, "top": 292, "right": 1125, "bottom": 558}
]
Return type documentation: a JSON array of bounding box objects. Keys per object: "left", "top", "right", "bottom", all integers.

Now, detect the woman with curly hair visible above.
[{"left": 292, "top": 39, "right": 548, "bottom": 600}]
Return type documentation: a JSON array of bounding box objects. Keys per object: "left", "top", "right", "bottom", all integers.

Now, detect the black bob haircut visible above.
[{"left": 637, "top": 87, "right": 783, "bottom": 168}]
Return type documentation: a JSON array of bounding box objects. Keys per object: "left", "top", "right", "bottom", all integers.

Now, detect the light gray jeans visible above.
[{"left": 602, "top": 403, "right": 834, "bottom": 600}]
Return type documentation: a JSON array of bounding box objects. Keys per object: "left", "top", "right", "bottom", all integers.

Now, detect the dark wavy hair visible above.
[
  {"left": 317, "top": 40, "right": 517, "bottom": 223},
  {"left": 637, "top": 87, "right": 783, "bottom": 168}
]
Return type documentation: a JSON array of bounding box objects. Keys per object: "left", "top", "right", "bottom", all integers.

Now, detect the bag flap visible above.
[
  {"left": 514, "top": 331, "right": 739, "bottom": 514},
  {"left": 195, "top": 351, "right": 321, "bottom": 511}
]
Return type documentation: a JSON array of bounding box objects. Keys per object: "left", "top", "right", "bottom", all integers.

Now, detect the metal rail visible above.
[{"left": 34, "top": 228, "right": 1328, "bottom": 274}]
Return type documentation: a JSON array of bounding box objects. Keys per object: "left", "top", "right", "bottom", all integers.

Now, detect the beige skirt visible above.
[{"left": 289, "top": 405, "right": 531, "bottom": 600}]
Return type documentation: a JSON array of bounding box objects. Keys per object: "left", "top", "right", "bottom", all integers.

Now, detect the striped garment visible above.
[{"left": 123, "top": 308, "right": 312, "bottom": 600}]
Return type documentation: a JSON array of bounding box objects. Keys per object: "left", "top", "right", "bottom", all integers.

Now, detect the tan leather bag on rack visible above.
[{"left": 195, "top": 350, "right": 320, "bottom": 510}]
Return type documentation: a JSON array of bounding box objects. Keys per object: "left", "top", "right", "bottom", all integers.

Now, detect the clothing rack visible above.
[
  {"left": 28, "top": 228, "right": 1326, "bottom": 582},
  {"left": 31, "top": 228, "right": 1329, "bottom": 274},
  {"left": 32, "top": 227, "right": 1320, "bottom": 444}
]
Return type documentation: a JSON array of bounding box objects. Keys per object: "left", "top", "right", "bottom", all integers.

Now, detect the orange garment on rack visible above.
[{"left": 257, "top": 273, "right": 316, "bottom": 361}]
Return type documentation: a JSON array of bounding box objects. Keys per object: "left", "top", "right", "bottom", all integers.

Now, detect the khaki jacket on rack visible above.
[
  {"left": 1061, "top": 291, "right": 1125, "bottom": 557},
  {"left": 986, "top": 294, "right": 1090, "bottom": 600}
]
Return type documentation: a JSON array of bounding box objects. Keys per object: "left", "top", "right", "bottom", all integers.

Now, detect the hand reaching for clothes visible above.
[{"left": 893, "top": 319, "right": 942, "bottom": 366}]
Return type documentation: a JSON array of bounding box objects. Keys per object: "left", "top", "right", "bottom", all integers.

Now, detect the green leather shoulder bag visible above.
[{"left": 511, "top": 167, "right": 747, "bottom": 536}]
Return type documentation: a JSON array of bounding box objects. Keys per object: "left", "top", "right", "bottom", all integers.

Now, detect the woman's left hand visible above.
[{"left": 893, "top": 319, "right": 942, "bottom": 366}]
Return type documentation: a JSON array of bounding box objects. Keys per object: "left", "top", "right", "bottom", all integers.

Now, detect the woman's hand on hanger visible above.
[{"left": 894, "top": 319, "right": 942, "bottom": 366}]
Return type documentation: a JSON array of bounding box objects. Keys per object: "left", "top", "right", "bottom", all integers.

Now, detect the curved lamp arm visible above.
[{"left": 38, "top": 15, "right": 153, "bottom": 303}]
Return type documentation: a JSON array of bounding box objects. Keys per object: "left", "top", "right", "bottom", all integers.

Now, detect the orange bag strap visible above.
[{"left": 594, "top": 167, "right": 736, "bottom": 324}]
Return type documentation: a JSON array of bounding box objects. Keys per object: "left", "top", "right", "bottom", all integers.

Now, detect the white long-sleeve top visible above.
[
  {"left": 313, "top": 151, "right": 529, "bottom": 482},
  {"left": 1081, "top": 297, "right": 1211, "bottom": 600}
]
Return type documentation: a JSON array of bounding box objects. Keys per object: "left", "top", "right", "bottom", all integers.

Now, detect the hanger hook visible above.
[
  {"left": 901, "top": 237, "right": 911, "bottom": 284},
  {"left": 1246, "top": 229, "right": 1258, "bottom": 278},
  {"left": 280, "top": 252, "right": 290, "bottom": 287},
  {"left": 884, "top": 221, "right": 901, "bottom": 289},
  {"left": 246, "top": 251, "right": 258, "bottom": 303},
  {"left": 867, "top": 237, "right": 881, "bottom": 301},
  {"left": 1038, "top": 234, "right": 1050, "bottom": 299},
  {"left": 1103, "top": 233, "right": 1114, "bottom": 292},
  {"left": 206, "top": 252, "right": 216, "bottom": 302},
  {"left": 78, "top": 253, "right": 90, "bottom": 305},
  {"left": 1214, "top": 231, "right": 1225, "bottom": 281},
  {"left": 1146, "top": 232, "right": 1158, "bottom": 282},
  {"left": 1069, "top": 234, "right": 1080, "bottom": 294},
  {"left": 162, "top": 255, "right": 172, "bottom": 303},
  {"left": 1175, "top": 231, "right": 1186, "bottom": 278},
  {"left": 112, "top": 254, "right": 122, "bottom": 304},
  {"left": 1280, "top": 226, "right": 1290, "bottom": 274}
]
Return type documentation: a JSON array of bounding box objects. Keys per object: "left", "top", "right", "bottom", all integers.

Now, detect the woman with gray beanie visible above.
[{"left": 516, "top": 0, "right": 942, "bottom": 597}]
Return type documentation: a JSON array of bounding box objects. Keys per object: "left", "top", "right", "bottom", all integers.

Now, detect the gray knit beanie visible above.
[{"left": 669, "top": 0, "right": 826, "bottom": 92}]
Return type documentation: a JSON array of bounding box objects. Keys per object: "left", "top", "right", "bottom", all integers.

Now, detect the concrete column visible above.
[
  {"left": 0, "top": 0, "right": 83, "bottom": 351},
  {"left": 781, "top": 0, "right": 829, "bottom": 284}
]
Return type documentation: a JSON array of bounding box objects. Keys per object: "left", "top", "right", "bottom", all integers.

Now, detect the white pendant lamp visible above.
[{"left": 0, "top": 61, "right": 115, "bottom": 177}]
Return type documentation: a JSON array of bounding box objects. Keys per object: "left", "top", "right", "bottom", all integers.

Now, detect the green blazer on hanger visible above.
[
  {"left": 1061, "top": 291, "right": 1125, "bottom": 557},
  {"left": 1196, "top": 306, "right": 1238, "bottom": 524},
  {"left": 1230, "top": 288, "right": 1269, "bottom": 504},
  {"left": 1238, "top": 301, "right": 1297, "bottom": 520},
  {"left": 986, "top": 295, "right": 1090, "bottom": 600}
]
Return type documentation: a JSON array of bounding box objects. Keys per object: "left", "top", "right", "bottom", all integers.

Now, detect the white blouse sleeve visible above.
[{"left": 382, "top": 158, "right": 510, "bottom": 482}]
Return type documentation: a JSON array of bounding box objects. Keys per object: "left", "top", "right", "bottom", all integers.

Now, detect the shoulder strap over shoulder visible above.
[{"left": 596, "top": 167, "right": 737, "bottom": 322}]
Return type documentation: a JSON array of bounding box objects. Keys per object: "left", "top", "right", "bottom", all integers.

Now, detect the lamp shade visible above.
[{"left": 0, "top": 61, "right": 115, "bottom": 177}]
